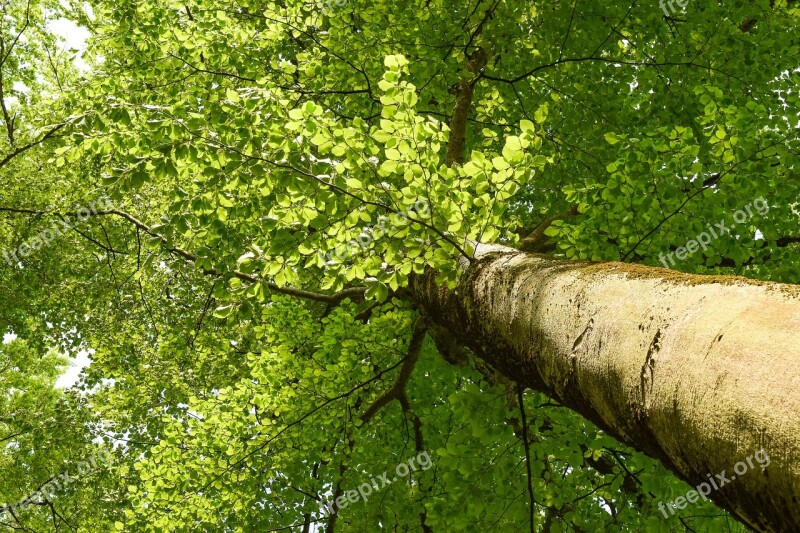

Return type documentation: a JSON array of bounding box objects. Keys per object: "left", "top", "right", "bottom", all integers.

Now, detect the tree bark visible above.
[{"left": 410, "top": 243, "right": 800, "bottom": 532}]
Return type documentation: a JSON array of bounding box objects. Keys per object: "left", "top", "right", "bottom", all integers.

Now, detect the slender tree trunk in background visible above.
[{"left": 411, "top": 244, "right": 800, "bottom": 532}]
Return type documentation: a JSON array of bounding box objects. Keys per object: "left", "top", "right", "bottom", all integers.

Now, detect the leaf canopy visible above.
[{"left": 1, "top": 0, "right": 798, "bottom": 531}]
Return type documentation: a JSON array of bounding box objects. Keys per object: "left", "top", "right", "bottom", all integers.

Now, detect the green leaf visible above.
[
  {"left": 534, "top": 103, "right": 548, "bottom": 124},
  {"left": 225, "top": 88, "right": 240, "bottom": 103},
  {"left": 520, "top": 119, "right": 535, "bottom": 134}
]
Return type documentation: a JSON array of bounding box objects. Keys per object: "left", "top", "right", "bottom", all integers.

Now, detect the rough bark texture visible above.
[
  {"left": 444, "top": 47, "right": 487, "bottom": 167},
  {"left": 410, "top": 244, "right": 800, "bottom": 532}
]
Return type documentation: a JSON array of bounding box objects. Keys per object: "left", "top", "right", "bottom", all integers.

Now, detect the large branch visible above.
[
  {"left": 410, "top": 243, "right": 800, "bottom": 532},
  {"left": 360, "top": 317, "right": 427, "bottom": 423},
  {"left": 98, "top": 209, "right": 365, "bottom": 304},
  {"left": 0, "top": 206, "right": 365, "bottom": 306},
  {"left": 518, "top": 204, "right": 579, "bottom": 253},
  {"left": 444, "top": 47, "right": 488, "bottom": 167},
  {"left": 0, "top": 122, "right": 67, "bottom": 169}
]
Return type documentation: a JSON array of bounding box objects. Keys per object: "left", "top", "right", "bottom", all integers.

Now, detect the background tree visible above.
[{"left": 0, "top": 340, "right": 120, "bottom": 530}]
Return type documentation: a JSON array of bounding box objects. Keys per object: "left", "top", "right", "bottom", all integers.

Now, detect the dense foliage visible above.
[{"left": 1, "top": 0, "right": 798, "bottom": 530}]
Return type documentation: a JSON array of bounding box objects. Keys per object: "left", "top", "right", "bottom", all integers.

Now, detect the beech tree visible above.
[{"left": 1, "top": 0, "right": 799, "bottom": 531}]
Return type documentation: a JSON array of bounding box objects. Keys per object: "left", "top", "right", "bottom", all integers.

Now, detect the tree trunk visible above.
[{"left": 410, "top": 244, "right": 800, "bottom": 532}]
